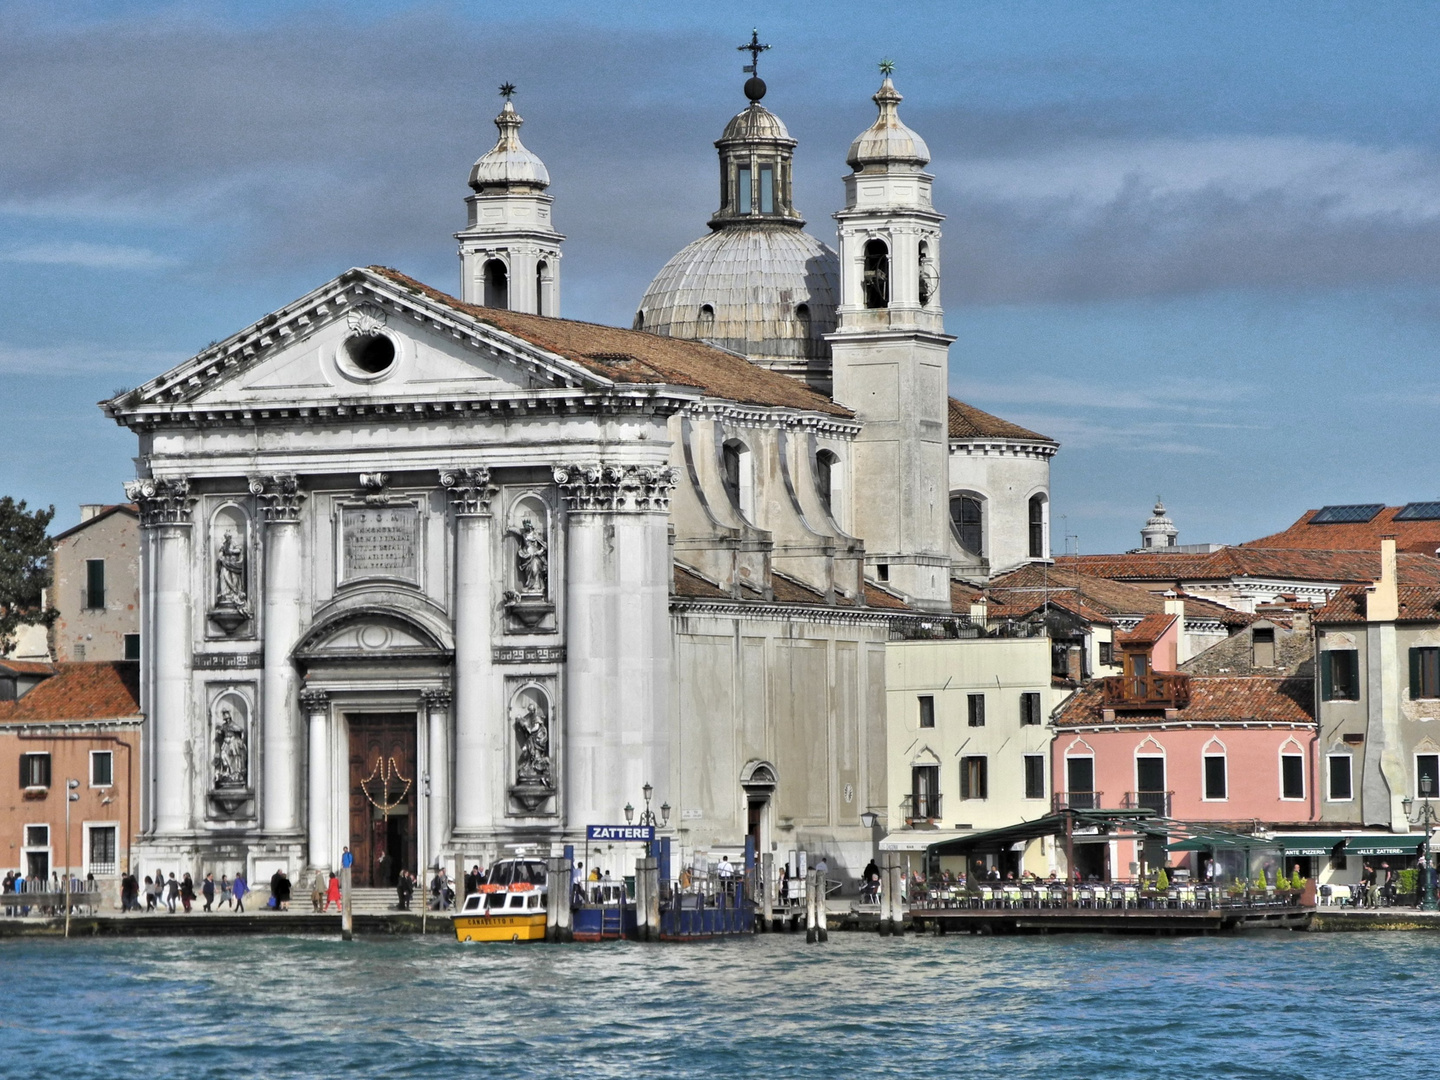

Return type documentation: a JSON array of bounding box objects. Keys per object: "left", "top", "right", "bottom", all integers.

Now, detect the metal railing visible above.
[
  {"left": 900, "top": 793, "right": 943, "bottom": 823},
  {"left": 1052, "top": 791, "right": 1103, "bottom": 812},
  {"left": 909, "top": 880, "right": 1305, "bottom": 914},
  {"left": 1122, "top": 791, "right": 1173, "bottom": 816},
  {"left": 1101, "top": 672, "right": 1191, "bottom": 709},
  {"left": 2, "top": 877, "right": 100, "bottom": 916}
]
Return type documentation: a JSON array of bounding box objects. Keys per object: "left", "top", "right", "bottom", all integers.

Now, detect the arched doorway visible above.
[{"left": 740, "top": 760, "right": 778, "bottom": 860}]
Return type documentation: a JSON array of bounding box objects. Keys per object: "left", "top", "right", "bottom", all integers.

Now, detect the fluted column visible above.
[
  {"left": 125, "top": 478, "right": 196, "bottom": 836},
  {"left": 440, "top": 468, "right": 496, "bottom": 837},
  {"left": 301, "top": 688, "right": 331, "bottom": 870},
  {"left": 253, "top": 474, "right": 307, "bottom": 836},
  {"left": 422, "top": 688, "right": 453, "bottom": 867}
]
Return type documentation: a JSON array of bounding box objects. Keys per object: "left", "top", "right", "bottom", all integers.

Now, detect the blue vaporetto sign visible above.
[{"left": 586, "top": 825, "right": 656, "bottom": 842}]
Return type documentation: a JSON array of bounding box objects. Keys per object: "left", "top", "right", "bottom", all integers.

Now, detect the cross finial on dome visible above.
[
  {"left": 498, "top": 82, "right": 516, "bottom": 100},
  {"left": 738, "top": 29, "right": 770, "bottom": 74}
]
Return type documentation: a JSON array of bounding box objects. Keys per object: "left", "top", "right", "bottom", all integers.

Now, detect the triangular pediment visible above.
[{"left": 106, "top": 267, "right": 618, "bottom": 416}]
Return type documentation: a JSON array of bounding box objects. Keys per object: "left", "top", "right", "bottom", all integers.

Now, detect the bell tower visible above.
[
  {"left": 456, "top": 85, "right": 564, "bottom": 315},
  {"left": 828, "top": 69, "right": 953, "bottom": 610}
]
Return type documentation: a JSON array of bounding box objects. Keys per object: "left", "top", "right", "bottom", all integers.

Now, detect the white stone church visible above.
[{"left": 105, "top": 65, "right": 1056, "bottom": 887}]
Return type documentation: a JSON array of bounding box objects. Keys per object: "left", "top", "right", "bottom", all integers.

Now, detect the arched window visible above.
[
  {"left": 483, "top": 259, "right": 509, "bottom": 310},
  {"left": 795, "top": 303, "right": 811, "bottom": 336},
  {"left": 698, "top": 304, "right": 715, "bottom": 338},
  {"left": 722, "top": 439, "right": 754, "bottom": 520},
  {"left": 1029, "top": 495, "right": 1047, "bottom": 559},
  {"left": 816, "top": 449, "right": 839, "bottom": 518},
  {"left": 950, "top": 493, "right": 983, "bottom": 556},
  {"left": 535, "top": 260, "right": 550, "bottom": 317},
  {"left": 862, "top": 239, "right": 890, "bottom": 309},
  {"left": 918, "top": 241, "right": 938, "bottom": 307}
]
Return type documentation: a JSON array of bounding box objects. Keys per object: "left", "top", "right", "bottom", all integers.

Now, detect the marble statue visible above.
[
  {"left": 213, "top": 707, "right": 248, "bottom": 789},
  {"left": 215, "top": 532, "right": 247, "bottom": 607},
  {"left": 512, "top": 696, "right": 553, "bottom": 788},
  {"left": 507, "top": 518, "right": 548, "bottom": 596}
]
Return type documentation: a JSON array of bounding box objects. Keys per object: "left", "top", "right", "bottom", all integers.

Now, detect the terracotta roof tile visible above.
[
  {"left": 0, "top": 661, "right": 141, "bottom": 724},
  {"left": 1244, "top": 506, "right": 1440, "bottom": 556},
  {"left": 1055, "top": 675, "right": 1315, "bottom": 727},
  {"left": 950, "top": 580, "right": 984, "bottom": 611},
  {"left": 985, "top": 565, "right": 1253, "bottom": 626},
  {"left": 1055, "top": 548, "right": 1440, "bottom": 587},
  {"left": 948, "top": 398, "right": 1053, "bottom": 443},
  {"left": 673, "top": 563, "right": 728, "bottom": 599},
  {"left": 370, "top": 267, "right": 853, "bottom": 418},
  {"left": 1117, "top": 613, "right": 1176, "bottom": 646},
  {"left": 769, "top": 571, "right": 827, "bottom": 605},
  {"left": 0, "top": 660, "right": 56, "bottom": 677},
  {"left": 1316, "top": 585, "right": 1440, "bottom": 624},
  {"left": 863, "top": 581, "right": 911, "bottom": 610}
]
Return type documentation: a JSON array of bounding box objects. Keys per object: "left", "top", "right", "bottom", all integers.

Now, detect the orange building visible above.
[{"left": 1, "top": 661, "right": 142, "bottom": 900}]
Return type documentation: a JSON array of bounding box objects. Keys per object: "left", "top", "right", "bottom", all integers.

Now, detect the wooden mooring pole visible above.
[
  {"left": 546, "top": 855, "right": 573, "bottom": 943},
  {"left": 341, "top": 865, "right": 353, "bottom": 941}
]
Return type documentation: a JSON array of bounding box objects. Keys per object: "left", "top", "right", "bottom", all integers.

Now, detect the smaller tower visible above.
[
  {"left": 1141, "top": 499, "right": 1179, "bottom": 549},
  {"left": 456, "top": 86, "right": 564, "bottom": 315}
]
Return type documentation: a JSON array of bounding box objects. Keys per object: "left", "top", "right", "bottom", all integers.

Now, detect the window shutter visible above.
[
  {"left": 960, "top": 761, "right": 971, "bottom": 800},
  {"left": 1344, "top": 651, "right": 1360, "bottom": 699},
  {"left": 39, "top": 754, "right": 51, "bottom": 789},
  {"left": 18, "top": 754, "right": 25, "bottom": 788},
  {"left": 1321, "top": 653, "right": 1333, "bottom": 700},
  {"left": 1412, "top": 648, "right": 1423, "bottom": 699}
]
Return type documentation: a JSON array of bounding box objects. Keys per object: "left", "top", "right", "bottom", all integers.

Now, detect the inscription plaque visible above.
[{"left": 342, "top": 505, "right": 420, "bottom": 583}]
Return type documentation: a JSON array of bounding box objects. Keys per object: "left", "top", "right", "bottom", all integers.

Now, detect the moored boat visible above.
[{"left": 452, "top": 857, "right": 548, "bottom": 943}]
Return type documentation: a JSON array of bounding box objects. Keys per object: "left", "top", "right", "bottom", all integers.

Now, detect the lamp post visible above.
[
  {"left": 65, "top": 778, "right": 80, "bottom": 938},
  {"left": 627, "top": 784, "right": 670, "bottom": 856},
  {"left": 1402, "top": 775, "right": 1438, "bottom": 912}
]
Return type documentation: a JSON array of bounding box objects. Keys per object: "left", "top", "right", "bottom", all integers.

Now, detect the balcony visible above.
[
  {"left": 1122, "top": 790, "right": 1173, "bottom": 817},
  {"left": 901, "top": 793, "right": 943, "bottom": 825},
  {"left": 1101, "top": 672, "right": 1191, "bottom": 711},
  {"left": 1052, "top": 791, "right": 1103, "bottom": 812}
]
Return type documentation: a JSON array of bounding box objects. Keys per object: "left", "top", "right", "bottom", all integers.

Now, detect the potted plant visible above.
[{"left": 1398, "top": 868, "right": 1420, "bottom": 906}]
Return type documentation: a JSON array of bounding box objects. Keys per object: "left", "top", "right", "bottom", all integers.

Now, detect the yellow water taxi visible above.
[{"left": 452, "top": 858, "right": 549, "bottom": 943}]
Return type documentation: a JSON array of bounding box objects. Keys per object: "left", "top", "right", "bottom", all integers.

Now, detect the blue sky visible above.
[{"left": 2, "top": 1, "right": 1437, "bottom": 551}]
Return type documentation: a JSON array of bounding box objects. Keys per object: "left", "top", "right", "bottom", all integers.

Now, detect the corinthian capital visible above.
[
  {"left": 124, "top": 477, "right": 196, "bottom": 528},
  {"left": 439, "top": 466, "right": 497, "bottom": 517},
  {"left": 553, "top": 462, "right": 677, "bottom": 513},
  {"left": 249, "top": 474, "right": 306, "bottom": 523}
]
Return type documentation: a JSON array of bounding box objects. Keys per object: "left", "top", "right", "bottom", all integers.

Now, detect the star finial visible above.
[
  {"left": 498, "top": 82, "right": 516, "bottom": 100},
  {"left": 879, "top": 59, "right": 895, "bottom": 77},
  {"left": 738, "top": 29, "right": 770, "bottom": 75}
]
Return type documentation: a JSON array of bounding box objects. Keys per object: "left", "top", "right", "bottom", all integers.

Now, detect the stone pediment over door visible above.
[{"left": 294, "top": 587, "right": 454, "bottom": 666}]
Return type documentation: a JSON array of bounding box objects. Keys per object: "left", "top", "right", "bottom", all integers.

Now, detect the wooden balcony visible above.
[{"left": 1101, "top": 672, "right": 1191, "bottom": 711}]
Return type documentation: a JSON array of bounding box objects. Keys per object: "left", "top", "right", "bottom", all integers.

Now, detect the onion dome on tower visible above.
[{"left": 635, "top": 36, "right": 838, "bottom": 394}]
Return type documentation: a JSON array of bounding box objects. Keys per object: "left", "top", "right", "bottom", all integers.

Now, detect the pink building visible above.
[{"left": 1053, "top": 613, "right": 1317, "bottom": 881}]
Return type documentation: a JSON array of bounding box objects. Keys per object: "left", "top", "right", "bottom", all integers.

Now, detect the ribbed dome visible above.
[
  {"left": 469, "top": 101, "right": 550, "bottom": 192},
  {"left": 846, "top": 77, "right": 930, "bottom": 170},
  {"left": 636, "top": 226, "right": 838, "bottom": 366},
  {"left": 720, "top": 102, "right": 792, "bottom": 144}
]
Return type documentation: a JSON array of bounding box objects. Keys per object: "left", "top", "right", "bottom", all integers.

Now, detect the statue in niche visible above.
[
  {"left": 212, "top": 706, "right": 249, "bottom": 789},
  {"left": 215, "top": 532, "right": 247, "bottom": 607},
  {"left": 506, "top": 518, "right": 549, "bottom": 597},
  {"left": 512, "top": 694, "right": 553, "bottom": 789}
]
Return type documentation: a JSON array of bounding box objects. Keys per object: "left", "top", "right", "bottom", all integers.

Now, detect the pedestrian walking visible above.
[
  {"left": 143, "top": 875, "right": 157, "bottom": 913},
  {"left": 325, "top": 871, "right": 341, "bottom": 912},
  {"left": 233, "top": 872, "right": 248, "bottom": 913},
  {"left": 179, "top": 873, "right": 195, "bottom": 913},
  {"left": 219, "top": 875, "right": 233, "bottom": 910},
  {"left": 202, "top": 872, "right": 215, "bottom": 913},
  {"left": 311, "top": 871, "right": 325, "bottom": 913},
  {"left": 165, "top": 873, "right": 179, "bottom": 913}
]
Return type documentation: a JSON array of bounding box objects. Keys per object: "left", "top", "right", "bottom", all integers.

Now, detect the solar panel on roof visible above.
[
  {"left": 1311, "top": 504, "right": 1385, "bottom": 524},
  {"left": 1395, "top": 502, "right": 1440, "bottom": 521}
]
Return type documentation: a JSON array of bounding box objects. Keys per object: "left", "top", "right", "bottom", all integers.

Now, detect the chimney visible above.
[
  {"left": 79, "top": 504, "right": 103, "bottom": 521},
  {"left": 1164, "top": 598, "right": 1188, "bottom": 664},
  {"left": 1367, "top": 536, "right": 1399, "bottom": 623},
  {"left": 968, "top": 599, "right": 988, "bottom": 628}
]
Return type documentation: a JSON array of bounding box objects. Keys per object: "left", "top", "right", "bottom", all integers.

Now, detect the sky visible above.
[{"left": 2, "top": 0, "right": 1438, "bottom": 551}]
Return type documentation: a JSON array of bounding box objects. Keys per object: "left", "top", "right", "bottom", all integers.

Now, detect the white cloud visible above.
[
  {"left": 0, "top": 241, "right": 180, "bottom": 270},
  {"left": 0, "top": 342, "right": 183, "bottom": 375}
]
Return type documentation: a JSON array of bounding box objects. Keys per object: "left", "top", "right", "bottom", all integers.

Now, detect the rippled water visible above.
[{"left": 5, "top": 930, "right": 1440, "bottom": 1077}]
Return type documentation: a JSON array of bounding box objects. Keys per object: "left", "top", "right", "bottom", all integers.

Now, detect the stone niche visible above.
[
  {"left": 207, "top": 502, "right": 254, "bottom": 637},
  {"left": 507, "top": 681, "right": 557, "bottom": 816},
  {"left": 501, "top": 491, "right": 556, "bottom": 633},
  {"left": 207, "top": 686, "right": 255, "bottom": 819}
]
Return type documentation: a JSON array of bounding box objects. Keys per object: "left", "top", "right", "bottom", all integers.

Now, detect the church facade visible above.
[{"left": 105, "top": 68, "right": 1053, "bottom": 886}]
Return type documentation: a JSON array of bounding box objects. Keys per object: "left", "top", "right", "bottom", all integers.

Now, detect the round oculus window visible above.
[{"left": 340, "top": 331, "right": 397, "bottom": 377}]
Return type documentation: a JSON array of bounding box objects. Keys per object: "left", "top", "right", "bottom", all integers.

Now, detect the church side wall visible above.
[{"left": 948, "top": 442, "right": 1052, "bottom": 575}]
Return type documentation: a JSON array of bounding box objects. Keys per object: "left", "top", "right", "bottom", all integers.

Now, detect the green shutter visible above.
[
  {"left": 1321, "top": 653, "right": 1334, "bottom": 700},
  {"left": 1412, "top": 648, "right": 1423, "bottom": 699}
]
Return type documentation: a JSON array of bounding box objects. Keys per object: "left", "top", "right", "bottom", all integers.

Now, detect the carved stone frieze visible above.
[
  {"left": 124, "top": 477, "right": 196, "bottom": 528},
  {"left": 552, "top": 463, "right": 678, "bottom": 513},
  {"left": 439, "top": 466, "right": 498, "bottom": 517},
  {"left": 248, "top": 474, "right": 307, "bottom": 523}
]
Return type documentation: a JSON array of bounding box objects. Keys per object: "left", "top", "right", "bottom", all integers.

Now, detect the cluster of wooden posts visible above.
[{"left": 875, "top": 851, "right": 906, "bottom": 936}]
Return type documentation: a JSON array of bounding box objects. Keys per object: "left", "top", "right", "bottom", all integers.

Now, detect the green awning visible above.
[
  {"left": 1344, "top": 836, "right": 1427, "bottom": 857},
  {"left": 1268, "top": 834, "right": 1352, "bottom": 857},
  {"left": 1166, "top": 833, "right": 1279, "bottom": 852}
]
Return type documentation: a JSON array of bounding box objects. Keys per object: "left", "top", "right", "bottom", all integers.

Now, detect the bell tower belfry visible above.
[
  {"left": 828, "top": 70, "right": 953, "bottom": 610},
  {"left": 456, "top": 85, "right": 564, "bottom": 315}
]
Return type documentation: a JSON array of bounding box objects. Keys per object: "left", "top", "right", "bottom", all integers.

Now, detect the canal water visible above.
[{"left": 6, "top": 932, "right": 1439, "bottom": 1077}]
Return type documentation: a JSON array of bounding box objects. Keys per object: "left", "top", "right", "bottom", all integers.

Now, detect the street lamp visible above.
[
  {"left": 65, "top": 778, "right": 80, "bottom": 938},
  {"left": 1402, "top": 775, "right": 1438, "bottom": 911},
  {"left": 860, "top": 811, "right": 879, "bottom": 829}
]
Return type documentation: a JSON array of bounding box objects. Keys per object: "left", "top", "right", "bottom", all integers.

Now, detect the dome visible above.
[
  {"left": 1141, "top": 500, "right": 1179, "bottom": 549},
  {"left": 846, "top": 77, "right": 930, "bottom": 170},
  {"left": 720, "top": 102, "right": 792, "bottom": 144},
  {"left": 636, "top": 226, "right": 838, "bottom": 367},
  {"left": 469, "top": 101, "right": 550, "bottom": 192}
]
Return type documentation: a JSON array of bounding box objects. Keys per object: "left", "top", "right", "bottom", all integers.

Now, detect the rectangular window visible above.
[
  {"left": 1099, "top": 640, "right": 1114, "bottom": 666},
  {"left": 960, "top": 756, "right": 988, "bottom": 800},
  {"left": 910, "top": 764, "right": 939, "bottom": 819},
  {"left": 1281, "top": 754, "right": 1305, "bottom": 800},
  {"left": 1020, "top": 692, "right": 1042, "bottom": 726},
  {"left": 738, "top": 166, "right": 752, "bottom": 214},
  {"left": 124, "top": 633, "right": 141, "bottom": 660},
  {"left": 917, "top": 695, "right": 935, "bottom": 729},
  {"left": 88, "top": 825, "right": 118, "bottom": 875},
  {"left": 1203, "top": 755, "right": 1228, "bottom": 800},
  {"left": 1023, "top": 755, "right": 1045, "bottom": 800},
  {"left": 1328, "top": 754, "right": 1353, "bottom": 801},
  {"left": 19, "top": 752, "right": 51, "bottom": 789},
  {"left": 90, "top": 750, "right": 113, "bottom": 788},
  {"left": 1418, "top": 754, "right": 1440, "bottom": 800},
  {"left": 1412, "top": 647, "right": 1440, "bottom": 700},
  {"left": 85, "top": 558, "right": 105, "bottom": 609},
  {"left": 24, "top": 824, "right": 49, "bottom": 848},
  {"left": 1252, "top": 626, "right": 1275, "bottom": 668},
  {"left": 967, "top": 693, "right": 985, "bottom": 727},
  {"left": 1321, "top": 650, "right": 1360, "bottom": 701},
  {"left": 1066, "top": 756, "right": 1095, "bottom": 808},
  {"left": 759, "top": 164, "right": 774, "bottom": 213}
]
